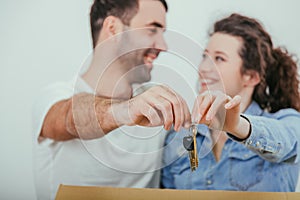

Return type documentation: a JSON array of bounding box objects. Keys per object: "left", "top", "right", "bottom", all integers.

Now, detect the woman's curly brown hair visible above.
[{"left": 212, "top": 13, "right": 300, "bottom": 112}]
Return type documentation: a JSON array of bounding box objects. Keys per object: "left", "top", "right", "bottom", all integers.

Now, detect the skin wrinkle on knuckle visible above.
[{"left": 160, "top": 101, "right": 171, "bottom": 112}]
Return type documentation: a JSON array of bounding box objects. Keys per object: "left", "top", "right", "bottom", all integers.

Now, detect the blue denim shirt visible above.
[{"left": 161, "top": 101, "right": 300, "bottom": 191}]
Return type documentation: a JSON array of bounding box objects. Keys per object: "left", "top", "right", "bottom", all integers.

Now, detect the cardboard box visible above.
[{"left": 55, "top": 185, "right": 300, "bottom": 200}]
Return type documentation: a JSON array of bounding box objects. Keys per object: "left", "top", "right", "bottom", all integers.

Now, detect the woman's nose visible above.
[{"left": 199, "top": 56, "right": 214, "bottom": 72}]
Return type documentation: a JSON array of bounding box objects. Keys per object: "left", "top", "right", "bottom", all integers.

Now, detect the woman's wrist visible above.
[{"left": 228, "top": 115, "right": 252, "bottom": 142}]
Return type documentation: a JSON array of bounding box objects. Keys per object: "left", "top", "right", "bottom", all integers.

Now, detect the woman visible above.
[{"left": 162, "top": 13, "right": 300, "bottom": 191}]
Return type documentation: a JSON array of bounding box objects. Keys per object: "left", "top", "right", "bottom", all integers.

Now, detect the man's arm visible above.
[
  {"left": 40, "top": 98, "right": 75, "bottom": 141},
  {"left": 41, "top": 85, "right": 192, "bottom": 141},
  {"left": 41, "top": 93, "right": 118, "bottom": 141}
]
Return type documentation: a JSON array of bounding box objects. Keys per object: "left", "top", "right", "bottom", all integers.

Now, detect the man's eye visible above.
[{"left": 148, "top": 27, "right": 158, "bottom": 34}]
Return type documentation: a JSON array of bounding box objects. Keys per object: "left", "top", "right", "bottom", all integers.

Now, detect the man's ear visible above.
[
  {"left": 242, "top": 70, "right": 261, "bottom": 87},
  {"left": 102, "top": 16, "right": 124, "bottom": 39}
]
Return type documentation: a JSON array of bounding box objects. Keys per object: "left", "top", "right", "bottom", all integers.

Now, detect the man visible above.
[{"left": 32, "top": 0, "right": 191, "bottom": 199}]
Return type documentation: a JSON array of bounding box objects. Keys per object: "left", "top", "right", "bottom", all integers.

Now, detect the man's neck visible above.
[{"left": 82, "top": 52, "right": 133, "bottom": 100}]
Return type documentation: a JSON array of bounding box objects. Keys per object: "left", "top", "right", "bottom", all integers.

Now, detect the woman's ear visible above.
[
  {"left": 242, "top": 70, "right": 261, "bottom": 87},
  {"left": 101, "top": 16, "right": 124, "bottom": 39}
]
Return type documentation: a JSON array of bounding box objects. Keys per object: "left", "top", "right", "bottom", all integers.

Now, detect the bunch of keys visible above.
[{"left": 183, "top": 124, "right": 199, "bottom": 171}]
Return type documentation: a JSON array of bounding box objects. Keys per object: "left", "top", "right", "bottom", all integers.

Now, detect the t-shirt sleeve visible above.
[{"left": 32, "top": 81, "right": 74, "bottom": 144}]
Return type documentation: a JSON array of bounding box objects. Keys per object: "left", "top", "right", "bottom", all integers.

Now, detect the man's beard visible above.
[
  {"left": 119, "top": 51, "right": 151, "bottom": 84},
  {"left": 117, "top": 33, "right": 151, "bottom": 84}
]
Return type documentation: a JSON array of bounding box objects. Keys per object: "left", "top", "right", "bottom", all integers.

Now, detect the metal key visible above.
[{"left": 183, "top": 124, "right": 198, "bottom": 171}]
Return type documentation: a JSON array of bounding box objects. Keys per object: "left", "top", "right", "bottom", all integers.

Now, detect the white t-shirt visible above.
[{"left": 32, "top": 77, "right": 167, "bottom": 200}]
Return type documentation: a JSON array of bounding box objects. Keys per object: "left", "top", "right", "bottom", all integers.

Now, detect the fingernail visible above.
[
  {"left": 173, "top": 125, "right": 177, "bottom": 132},
  {"left": 164, "top": 124, "right": 167, "bottom": 130},
  {"left": 184, "top": 121, "right": 191, "bottom": 129},
  {"left": 225, "top": 102, "right": 231, "bottom": 109}
]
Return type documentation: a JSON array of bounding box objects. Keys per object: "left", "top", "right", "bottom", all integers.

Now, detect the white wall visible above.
[
  {"left": 0, "top": 1, "right": 92, "bottom": 199},
  {"left": 1, "top": 0, "right": 299, "bottom": 199}
]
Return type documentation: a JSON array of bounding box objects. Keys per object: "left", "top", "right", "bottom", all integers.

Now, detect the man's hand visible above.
[
  {"left": 41, "top": 85, "right": 192, "bottom": 141},
  {"left": 112, "top": 85, "right": 191, "bottom": 132}
]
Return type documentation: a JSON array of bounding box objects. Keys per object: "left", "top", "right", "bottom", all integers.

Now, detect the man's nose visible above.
[{"left": 154, "top": 34, "right": 168, "bottom": 51}]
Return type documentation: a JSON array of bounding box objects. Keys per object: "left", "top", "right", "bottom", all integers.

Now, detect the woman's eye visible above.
[
  {"left": 202, "top": 53, "right": 207, "bottom": 59},
  {"left": 215, "top": 56, "right": 225, "bottom": 62}
]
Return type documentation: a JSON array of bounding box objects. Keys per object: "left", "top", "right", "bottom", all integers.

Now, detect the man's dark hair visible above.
[{"left": 90, "top": 0, "right": 168, "bottom": 48}]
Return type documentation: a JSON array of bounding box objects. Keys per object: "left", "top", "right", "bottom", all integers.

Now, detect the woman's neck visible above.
[{"left": 238, "top": 89, "right": 253, "bottom": 113}]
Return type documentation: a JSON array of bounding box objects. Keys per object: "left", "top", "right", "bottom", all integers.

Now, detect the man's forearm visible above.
[
  {"left": 65, "top": 93, "right": 121, "bottom": 140},
  {"left": 41, "top": 93, "right": 121, "bottom": 141}
]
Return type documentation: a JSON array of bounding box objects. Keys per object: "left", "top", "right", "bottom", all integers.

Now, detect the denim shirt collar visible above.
[{"left": 244, "top": 101, "right": 264, "bottom": 116}]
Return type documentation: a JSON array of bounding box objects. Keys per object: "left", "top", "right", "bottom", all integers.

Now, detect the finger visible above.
[
  {"left": 181, "top": 97, "right": 191, "bottom": 129},
  {"left": 157, "top": 100, "right": 174, "bottom": 131},
  {"left": 173, "top": 94, "right": 186, "bottom": 132},
  {"left": 206, "top": 93, "right": 229, "bottom": 121},
  {"left": 146, "top": 95, "right": 174, "bottom": 130},
  {"left": 224, "top": 95, "right": 241, "bottom": 109},
  {"left": 198, "top": 92, "right": 215, "bottom": 121},
  {"left": 156, "top": 86, "right": 183, "bottom": 131},
  {"left": 140, "top": 103, "right": 162, "bottom": 126},
  {"left": 174, "top": 94, "right": 191, "bottom": 130},
  {"left": 191, "top": 95, "right": 204, "bottom": 123},
  {"left": 179, "top": 96, "right": 186, "bottom": 131}
]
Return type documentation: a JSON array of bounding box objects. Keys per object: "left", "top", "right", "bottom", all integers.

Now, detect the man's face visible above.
[{"left": 118, "top": 0, "right": 167, "bottom": 84}]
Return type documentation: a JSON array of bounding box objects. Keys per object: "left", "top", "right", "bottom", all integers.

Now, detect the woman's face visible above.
[{"left": 198, "top": 32, "right": 246, "bottom": 97}]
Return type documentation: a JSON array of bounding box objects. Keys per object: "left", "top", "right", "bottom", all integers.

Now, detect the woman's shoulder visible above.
[
  {"left": 248, "top": 101, "right": 300, "bottom": 119},
  {"left": 263, "top": 108, "right": 300, "bottom": 119}
]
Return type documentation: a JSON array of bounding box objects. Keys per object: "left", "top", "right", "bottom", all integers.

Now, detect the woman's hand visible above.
[{"left": 191, "top": 90, "right": 243, "bottom": 134}]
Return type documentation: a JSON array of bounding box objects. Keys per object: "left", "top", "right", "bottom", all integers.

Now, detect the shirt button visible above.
[
  {"left": 256, "top": 141, "right": 260, "bottom": 147},
  {"left": 207, "top": 180, "right": 212, "bottom": 185},
  {"left": 248, "top": 140, "right": 253, "bottom": 145}
]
